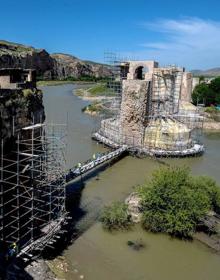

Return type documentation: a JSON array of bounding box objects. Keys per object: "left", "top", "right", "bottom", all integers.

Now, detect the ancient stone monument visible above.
[{"left": 93, "top": 60, "right": 204, "bottom": 156}]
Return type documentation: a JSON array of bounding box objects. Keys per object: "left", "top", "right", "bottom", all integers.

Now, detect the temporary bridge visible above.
[
  {"left": 0, "top": 122, "right": 128, "bottom": 260},
  {"left": 66, "top": 144, "right": 128, "bottom": 182}
]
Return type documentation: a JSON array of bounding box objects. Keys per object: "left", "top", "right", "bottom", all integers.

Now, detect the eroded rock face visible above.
[
  {"left": 0, "top": 42, "right": 54, "bottom": 79},
  {"left": 52, "top": 53, "right": 111, "bottom": 79},
  {"left": 0, "top": 88, "right": 45, "bottom": 152},
  {"left": 120, "top": 80, "right": 150, "bottom": 146},
  {"left": 125, "top": 192, "right": 142, "bottom": 223},
  {"left": 0, "top": 41, "right": 111, "bottom": 80}
]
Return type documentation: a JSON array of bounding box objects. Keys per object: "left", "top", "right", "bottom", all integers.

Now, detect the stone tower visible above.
[{"left": 119, "top": 61, "right": 158, "bottom": 146}]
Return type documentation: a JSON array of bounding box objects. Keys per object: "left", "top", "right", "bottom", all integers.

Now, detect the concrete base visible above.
[{"left": 92, "top": 132, "right": 204, "bottom": 157}]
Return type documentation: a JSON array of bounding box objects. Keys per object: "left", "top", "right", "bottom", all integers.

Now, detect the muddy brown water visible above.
[{"left": 42, "top": 84, "right": 220, "bottom": 280}]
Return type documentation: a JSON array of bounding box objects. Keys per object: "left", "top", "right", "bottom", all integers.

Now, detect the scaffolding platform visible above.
[{"left": 0, "top": 122, "right": 67, "bottom": 257}]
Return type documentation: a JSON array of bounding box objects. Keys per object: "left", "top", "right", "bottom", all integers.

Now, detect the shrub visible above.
[
  {"left": 100, "top": 202, "right": 133, "bottom": 230},
  {"left": 205, "top": 106, "right": 218, "bottom": 113},
  {"left": 190, "top": 176, "right": 220, "bottom": 213},
  {"left": 138, "top": 166, "right": 220, "bottom": 238},
  {"left": 22, "top": 89, "right": 34, "bottom": 98}
]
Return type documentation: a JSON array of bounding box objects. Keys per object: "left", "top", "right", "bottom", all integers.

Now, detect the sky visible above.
[{"left": 1, "top": 0, "right": 220, "bottom": 69}]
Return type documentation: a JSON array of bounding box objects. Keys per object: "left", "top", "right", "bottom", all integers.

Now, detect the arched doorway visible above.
[{"left": 134, "top": 66, "right": 149, "bottom": 80}]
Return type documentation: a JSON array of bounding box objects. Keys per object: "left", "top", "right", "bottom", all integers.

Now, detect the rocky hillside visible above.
[
  {"left": 191, "top": 68, "right": 220, "bottom": 77},
  {"left": 0, "top": 40, "right": 111, "bottom": 80},
  {"left": 52, "top": 53, "right": 111, "bottom": 79},
  {"left": 0, "top": 40, "right": 54, "bottom": 79}
]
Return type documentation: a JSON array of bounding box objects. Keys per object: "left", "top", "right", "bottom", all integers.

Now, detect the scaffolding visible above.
[
  {"left": 150, "top": 68, "right": 183, "bottom": 117},
  {"left": 0, "top": 122, "right": 67, "bottom": 258},
  {"left": 104, "top": 52, "right": 131, "bottom": 116}
]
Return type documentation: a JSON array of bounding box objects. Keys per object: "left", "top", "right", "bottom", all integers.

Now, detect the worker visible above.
[
  {"left": 96, "top": 153, "right": 101, "bottom": 159},
  {"left": 6, "top": 242, "right": 18, "bottom": 260},
  {"left": 92, "top": 153, "right": 96, "bottom": 160},
  {"left": 67, "top": 169, "right": 73, "bottom": 180},
  {"left": 77, "top": 162, "right": 82, "bottom": 168}
]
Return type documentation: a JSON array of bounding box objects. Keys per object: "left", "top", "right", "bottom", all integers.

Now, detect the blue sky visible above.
[{"left": 1, "top": 0, "right": 220, "bottom": 69}]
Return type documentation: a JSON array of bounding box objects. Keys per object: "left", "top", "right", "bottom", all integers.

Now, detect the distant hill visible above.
[
  {"left": 191, "top": 68, "right": 220, "bottom": 77},
  {"left": 0, "top": 40, "right": 111, "bottom": 80}
]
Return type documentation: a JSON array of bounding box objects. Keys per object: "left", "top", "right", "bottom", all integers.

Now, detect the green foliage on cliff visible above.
[
  {"left": 192, "top": 77, "right": 220, "bottom": 106},
  {"left": 100, "top": 202, "right": 133, "bottom": 230},
  {"left": 138, "top": 166, "right": 220, "bottom": 238}
]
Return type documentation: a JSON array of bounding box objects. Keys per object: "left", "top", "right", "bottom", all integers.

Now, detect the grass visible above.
[
  {"left": 88, "top": 83, "right": 114, "bottom": 96},
  {"left": 76, "top": 83, "right": 115, "bottom": 97},
  {"left": 37, "top": 80, "right": 94, "bottom": 87},
  {"left": 81, "top": 101, "right": 109, "bottom": 115}
]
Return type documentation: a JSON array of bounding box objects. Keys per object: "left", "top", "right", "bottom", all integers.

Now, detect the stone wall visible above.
[
  {"left": 181, "top": 72, "right": 193, "bottom": 102},
  {"left": 127, "top": 61, "right": 158, "bottom": 80},
  {"left": 119, "top": 80, "right": 150, "bottom": 146}
]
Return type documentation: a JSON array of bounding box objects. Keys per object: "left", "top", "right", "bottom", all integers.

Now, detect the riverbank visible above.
[
  {"left": 37, "top": 80, "right": 95, "bottom": 87},
  {"left": 201, "top": 109, "right": 220, "bottom": 131},
  {"left": 75, "top": 83, "right": 114, "bottom": 98},
  {"left": 203, "top": 120, "right": 220, "bottom": 130},
  {"left": 81, "top": 101, "right": 109, "bottom": 116},
  {"left": 74, "top": 83, "right": 115, "bottom": 115},
  {"left": 5, "top": 259, "right": 59, "bottom": 280}
]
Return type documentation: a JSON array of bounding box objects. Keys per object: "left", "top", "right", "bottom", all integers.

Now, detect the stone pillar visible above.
[
  {"left": 119, "top": 80, "right": 150, "bottom": 146},
  {"left": 180, "top": 72, "right": 192, "bottom": 102}
]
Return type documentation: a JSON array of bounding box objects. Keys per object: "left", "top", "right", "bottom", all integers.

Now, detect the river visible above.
[{"left": 42, "top": 84, "right": 220, "bottom": 280}]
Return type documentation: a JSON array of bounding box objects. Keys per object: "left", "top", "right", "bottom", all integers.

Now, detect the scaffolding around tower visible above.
[
  {"left": 0, "top": 122, "right": 68, "bottom": 258},
  {"left": 93, "top": 56, "right": 205, "bottom": 157},
  {"left": 104, "top": 52, "right": 132, "bottom": 116}
]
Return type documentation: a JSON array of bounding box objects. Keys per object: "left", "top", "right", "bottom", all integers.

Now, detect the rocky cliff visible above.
[
  {"left": 52, "top": 53, "right": 111, "bottom": 79},
  {"left": 0, "top": 40, "right": 54, "bottom": 79},
  {"left": 0, "top": 40, "right": 111, "bottom": 80},
  {"left": 0, "top": 88, "right": 45, "bottom": 152}
]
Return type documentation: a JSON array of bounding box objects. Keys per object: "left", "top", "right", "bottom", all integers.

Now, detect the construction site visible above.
[
  {"left": 0, "top": 54, "right": 205, "bottom": 271},
  {"left": 93, "top": 53, "right": 204, "bottom": 156},
  {"left": 0, "top": 68, "right": 69, "bottom": 267},
  {"left": 0, "top": 122, "right": 68, "bottom": 261}
]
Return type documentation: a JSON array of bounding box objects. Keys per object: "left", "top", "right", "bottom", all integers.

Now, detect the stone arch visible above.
[
  {"left": 127, "top": 61, "right": 157, "bottom": 80},
  {"left": 134, "top": 66, "right": 149, "bottom": 80}
]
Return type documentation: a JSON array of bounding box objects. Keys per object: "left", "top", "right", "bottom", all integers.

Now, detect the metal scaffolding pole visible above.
[{"left": 0, "top": 122, "right": 68, "bottom": 257}]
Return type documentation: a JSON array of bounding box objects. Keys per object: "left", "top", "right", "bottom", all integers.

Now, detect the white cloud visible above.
[{"left": 139, "top": 17, "right": 220, "bottom": 69}]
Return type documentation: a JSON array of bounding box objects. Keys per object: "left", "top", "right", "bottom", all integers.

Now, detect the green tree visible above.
[
  {"left": 100, "top": 202, "right": 133, "bottom": 230},
  {"left": 199, "top": 75, "right": 205, "bottom": 84},
  {"left": 192, "top": 83, "right": 214, "bottom": 106},
  {"left": 138, "top": 167, "right": 220, "bottom": 238},
  {"left": 209, "top": 77, "right": 220, "bottom": 105}
]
